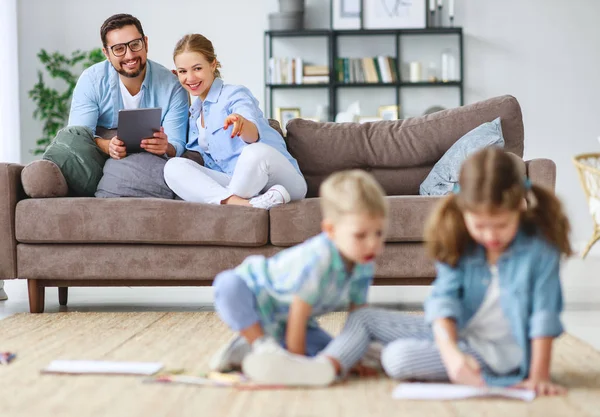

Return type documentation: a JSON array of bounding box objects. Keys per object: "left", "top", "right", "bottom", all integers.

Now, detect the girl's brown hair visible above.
[
  {"left": 424, "top": 147, "right": 572, "bottom": 266},
  {"left": 173, "top": 34, "right": 222, "bottom": 78}
]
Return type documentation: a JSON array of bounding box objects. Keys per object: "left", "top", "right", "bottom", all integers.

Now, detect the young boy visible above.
[{"left": 210, "top": 169, "right": 388, "bottom": 386}]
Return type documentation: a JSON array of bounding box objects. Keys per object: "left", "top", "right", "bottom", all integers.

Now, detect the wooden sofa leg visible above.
[
  {"left": 27, "top": 279, "right": 45, "bottom": 313},
  {"left": 58, "top": 287, "right": 68, "bottom": 306}
]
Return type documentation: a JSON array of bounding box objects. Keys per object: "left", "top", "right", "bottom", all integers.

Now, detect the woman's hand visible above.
[
  {"left": 514, "top": 378, "right": 566, "bottom": 396},
  {"left": 223, "top": 113, "right": 246, "bottom": 138}
]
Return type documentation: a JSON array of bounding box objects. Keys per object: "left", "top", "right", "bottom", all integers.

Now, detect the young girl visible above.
[
  {"left": 210, "top": 170, "right": 388, "bottom": 386},
  {"left": 274, "top": 147, "right": 572, "bottom": 396},
  {"left": 164, "top": 34, "right": 306, "bottom": 209}
]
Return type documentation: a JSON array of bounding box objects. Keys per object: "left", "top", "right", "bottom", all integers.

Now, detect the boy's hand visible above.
[
  {"left": 514, "top": 378, "right": 566, "bottom": 396},
  {"left": 285, "top": 296, "right": 312, "bottom": 356},
  {"left": 445, "top": 350, "right": 485, "bottom": 387},
  {"left": 223, "top": 113, "right": 246, "bottom": 138}
]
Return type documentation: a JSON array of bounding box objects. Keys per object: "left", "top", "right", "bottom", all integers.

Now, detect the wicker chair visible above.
[{"left": 573, "top": 153, "right": 600, "bottom": 258}]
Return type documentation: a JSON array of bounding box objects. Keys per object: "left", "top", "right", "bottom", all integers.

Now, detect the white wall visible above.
[
  {"left": 16, "top": 0, "right": 600, "bottom": 245},
  {"left": 0, "top": 0, "right": 21, "bottom": 163}
]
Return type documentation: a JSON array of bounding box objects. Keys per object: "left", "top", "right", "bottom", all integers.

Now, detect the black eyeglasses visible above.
[{"left": 108, "top": 38, "right": 145, "bottom": 57}]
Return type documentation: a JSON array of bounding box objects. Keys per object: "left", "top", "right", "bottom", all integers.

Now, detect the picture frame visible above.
[
  {"left": 358, "top": 116, "right": 383, "bottom": 124},
  {"left": 364, "top": 0, "right": 427, "bottom": 29},
  {"left": 331, "top": 0, "right": 361, "bottom": 30},
  {"left": 378, "top": 105, "right": 400, "bottom": 120},
  {"left": 276, "top": 107, "right": 301, "bottom": 131}
]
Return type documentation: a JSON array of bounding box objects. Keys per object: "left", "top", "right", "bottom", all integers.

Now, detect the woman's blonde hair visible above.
[
  {"left": 424, "top": 147, "right": 572, "bottom": 266},
  {"left": 173, "top": 34, "right": 222, "bottom": 78},
  {"left": 319, "top": 170, "right": 388, "bottom": 220}
]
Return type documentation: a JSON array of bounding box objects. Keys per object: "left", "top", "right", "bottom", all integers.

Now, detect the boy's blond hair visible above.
[{"left": 319, "top": 170, "right": 388, "bottom": 220}]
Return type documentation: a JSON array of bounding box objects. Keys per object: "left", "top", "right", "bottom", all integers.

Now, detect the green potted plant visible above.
[{"left": 28, "top": 48, "right": 105, "bottom": 155}]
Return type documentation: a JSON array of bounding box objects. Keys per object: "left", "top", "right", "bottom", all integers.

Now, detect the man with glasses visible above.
[{"left": 35, "top": 13, "right": 189, "bottom": 198}]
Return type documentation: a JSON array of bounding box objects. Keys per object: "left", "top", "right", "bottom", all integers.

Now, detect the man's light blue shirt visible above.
[
  {"left": 186, "top": 78, "right": 301, "bottom": 176},
  {"left": 424, "top": 229, "right": 564, "bottom": 387},
  {"left": 68, "top": 59, "right": 189, "bottom": 156}
]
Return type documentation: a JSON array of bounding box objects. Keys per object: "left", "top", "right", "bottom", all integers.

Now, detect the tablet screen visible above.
[{"left": 117, "top": 107, "right": 162, "bottom": 153}]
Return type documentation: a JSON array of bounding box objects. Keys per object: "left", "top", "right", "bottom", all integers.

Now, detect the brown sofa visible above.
[{"left": 0, "top": 95, "right": 556, "bottom": 313}]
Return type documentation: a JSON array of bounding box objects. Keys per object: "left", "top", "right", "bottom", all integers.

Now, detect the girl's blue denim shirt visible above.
[{"left": 424, "top": 228, "right": 564, "bottom": 387}]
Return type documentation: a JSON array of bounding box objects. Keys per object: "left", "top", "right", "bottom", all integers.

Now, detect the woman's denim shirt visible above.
[
  {"left": 186, "top": 78, "right": 301, "bottom": 177},
  {"left": 424, "top": 229, "right": 564, "bottom": 387}
]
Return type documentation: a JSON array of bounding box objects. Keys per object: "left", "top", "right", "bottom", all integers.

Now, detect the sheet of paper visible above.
[
  {"left": 392, "top": 383, "right": 535, "bottom": 402},
  {"left": 42, "top": 360, "right": 163, "bottom": 376}
]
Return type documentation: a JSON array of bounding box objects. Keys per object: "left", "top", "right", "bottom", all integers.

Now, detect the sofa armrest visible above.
[
  {"left": 525, "top": 158, "right": 556, "bottom": 191},
  {"left": 0, "top": 163, "right": 25, "bottom": 279}
]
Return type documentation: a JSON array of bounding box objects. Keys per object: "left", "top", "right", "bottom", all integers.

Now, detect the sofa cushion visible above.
[
  {"left": 15, "top": 198, "right": 269, "bottom": 246},
  {"left": 285, "top": 95, "right": 524, "bottom": 197},
  {"left": 21, "top": 160, "right": 69, "bottom": 198},
  {"left": 419, "top": 117, "right": 505, "bottom": 196},
  {"left": 95, "top": 152, "right": 175, "bottom": 199},
  {"left": 269, "top": 196, "right": 440, "bottom": 246}
]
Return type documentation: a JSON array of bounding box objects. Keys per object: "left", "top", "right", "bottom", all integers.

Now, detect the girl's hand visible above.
[
  {"left": 223, "top": 113, "right": 246, "bottom": 138},
  {"left": 514, "top": 378, "right": 566, "bottom": 396},
  {"left": 445, "top": 351, "right": 485, "bottom": 387}
]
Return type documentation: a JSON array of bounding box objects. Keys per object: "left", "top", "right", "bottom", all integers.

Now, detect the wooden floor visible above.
[{"left": 0, "top": 311, "right": 600, "bottom": 417}]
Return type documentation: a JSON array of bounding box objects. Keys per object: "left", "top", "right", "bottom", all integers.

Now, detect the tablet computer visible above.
[{"left": 117, "top": 107, "right": 162, "bottom": 153}]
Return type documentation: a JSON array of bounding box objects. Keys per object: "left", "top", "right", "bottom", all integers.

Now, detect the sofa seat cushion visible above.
[
  {"left": 15, "top": 198, "right": 269, "bottom": 246},
  {"left": 269, "top": 196, "right": 440, "bottom": 246}
]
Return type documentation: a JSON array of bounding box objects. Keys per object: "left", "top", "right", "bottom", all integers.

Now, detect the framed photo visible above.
[
  {"left": 358, "top": 116, "right": 383, "bottom": 124},
  {"left": 276, "top": 107, "right": 301, "bottom": 130},
  {"left": 378, "top": 105, "right": 400, "bottom": 120},
  {"left": 332, "top": 0, "right": 361, "bottom": 29},
  {"left": 364, "top": 0, "right": 427, "bottom": 29}
]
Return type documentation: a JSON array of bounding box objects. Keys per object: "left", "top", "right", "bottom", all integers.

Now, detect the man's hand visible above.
[
  {"left": 444, "top": 350, "right": 485, "bottom": 387},
  {"left": 108, "top": 136, "right": 127, "bottom": 160},
  {"left": 141, "top": 127, "right": 169, "bottom": 156},
  {"left": 514, "top": 378, "right": 566, "bottom": 396}
]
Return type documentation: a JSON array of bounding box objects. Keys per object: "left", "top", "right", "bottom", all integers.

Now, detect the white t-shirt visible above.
[
  {"left": 462, "top": 265, "right": 523, "bottom": 374},
  {"left": 195, "top": 112, "right": 210, "bottom": 154},
  {"left": 119, "top": 79, "right": 143, "bottom": 109}
]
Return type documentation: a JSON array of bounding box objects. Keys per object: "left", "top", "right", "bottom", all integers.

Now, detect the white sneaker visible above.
[
  {"left": 242, "top": 337, "right": 335, "bottom": 386},
  {"left": 208, "top": 335, "right": 251, "bottom": 372},
  {"left": 0, "top": 288, "right": 7, "bottom": 301},
  {"left": 248, "top": 185, "right": 291, "bottom": 210}
]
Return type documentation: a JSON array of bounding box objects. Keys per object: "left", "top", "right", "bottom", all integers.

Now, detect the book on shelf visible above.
[
  {"left": 268, "top": 57, "right": 303, "bottom": 85},
  {"left": 304, "top": 65, "right": 329, "bottom": 76},
  {"left": 303, "top": 75, "right": 329, "bottom": 84},
  {"left": 268, "top": 57, "right": 331, "bottom": 85},
  {"left": 335, "top": 56, "right": 398, "bottom": 84}
]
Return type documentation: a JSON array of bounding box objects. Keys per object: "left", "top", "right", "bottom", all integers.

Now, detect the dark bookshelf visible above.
[{"left": 264, "top": 27, "right": 464, "bottom": 121}]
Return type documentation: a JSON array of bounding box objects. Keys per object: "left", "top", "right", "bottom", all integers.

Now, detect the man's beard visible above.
[{"left": 115, "top": 58, "right": 147, "bottom": 79}]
